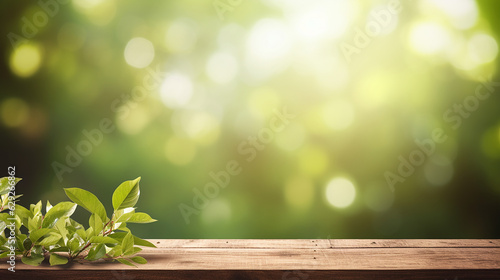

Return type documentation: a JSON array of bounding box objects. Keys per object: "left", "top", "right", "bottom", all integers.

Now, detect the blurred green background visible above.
[{"left": 1, "top": 0, "right": 499, "bottom": 239}]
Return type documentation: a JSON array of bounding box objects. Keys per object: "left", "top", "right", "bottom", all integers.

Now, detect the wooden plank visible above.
[
  {"left": 152, "top": 239, "right": 500, "bottom": 249},
  {"left": 10, "top": 248, "right": 499, "bottom": 270},
  {"left": 4, "top": 270, "right": 500, "bottom": 280},
  {"left": 1, "top": 239, "right": 499, "bottom": 279}
]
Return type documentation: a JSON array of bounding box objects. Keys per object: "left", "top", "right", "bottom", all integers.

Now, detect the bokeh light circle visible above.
[
  {"left": 124, "top": 37, "right": 155, "bottom": 68},
  {"left": 9, "top": 44, "right": 42, "bottom": 78},
  {"left": 160, "top": 73, "right": 193, "bottom": 109},
  {"left": 325, "top": 177, "right": 356, "bottom": 208},
  {"left": 0, "top": 98, "right": 29, "bottom": 128}
]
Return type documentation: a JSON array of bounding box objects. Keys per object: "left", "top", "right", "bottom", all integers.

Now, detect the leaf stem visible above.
[
  {"left": 74, "top": 215, "right": 114, "bottom": 259},
  {"left": 102, "top": 214, "right": 114, "bottom": 235},
  {"left": 72, "top": 241, "right": 91, "bottom": 259}
]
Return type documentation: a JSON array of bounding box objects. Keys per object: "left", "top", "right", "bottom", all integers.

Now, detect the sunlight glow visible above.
[
  {"left": 124, "top": 37, "right": 155, "bottom": 68},
  {"left": 326, "top": 177, "right": 356, "bottom": 209},
  {"left": 245, "top": 18, "right": 292, "bottom": 80},
  {"left": 73, "top": 0, "right": 116, "bottom": 25},
  {"left": 290, "top": 0, "right": 355, "bottom": 41},
  {"left": 429, "top": 0, "right": 478, "bottom": 29},
  {"left": 160, "top": 73, "right": 193, "bottom": 109},
  {"left": 206, "top": 52, "right": 238, "bottom": 84},
  {"left": 468, "top": 33, "right": 498, "bottom": 65},
  {"left": 409, "top": 22, "right": 451, "bottom": 55},
  {"left": 10, "top": 44, "right": 42, "bottom": 78}
]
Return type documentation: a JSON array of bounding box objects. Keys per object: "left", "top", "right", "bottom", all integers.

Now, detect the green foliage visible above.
[
  {"left": 112, "top": 177, "right": 141, "bottom": 210},
  {"left": 49, "top": 253, "right": 68, "bottom": 266},
  {"left": 64, "top": 188, "right": 107, "bottom": 222},
  {"left": 0, "top": 177, "right": 156, "bottom": 266}
]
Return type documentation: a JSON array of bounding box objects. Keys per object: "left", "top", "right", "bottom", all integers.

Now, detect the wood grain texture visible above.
[{"left": 1, "top": 239, "right": 499, "bottom": 279}]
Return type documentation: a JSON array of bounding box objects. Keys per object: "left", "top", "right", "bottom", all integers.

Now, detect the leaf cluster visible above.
[{"left": 0, "top": 177, "right": 156, "bottom": 266}]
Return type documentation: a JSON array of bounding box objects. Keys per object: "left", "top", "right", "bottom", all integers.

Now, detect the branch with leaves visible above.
[{"left": 0, "top": 177, "right": 157, "bottom": 266}]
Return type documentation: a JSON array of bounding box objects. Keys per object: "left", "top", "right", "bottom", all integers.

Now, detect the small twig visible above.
[
  {"left": 72, "top": 241, "right": 92, "bottom": 259},
  {"left": 74, "top": 215, "right": 114, "bottom": 259},
  {"left": 102, "top": 214, "right": 114, "bottom": 235},
  {"left": 103, "top": 224, "right": 114, "bottom": 236}
]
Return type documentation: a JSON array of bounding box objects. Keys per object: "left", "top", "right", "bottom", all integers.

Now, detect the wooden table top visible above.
[{"left": 2, "top": 239, "right": 499, "bottom": 279}]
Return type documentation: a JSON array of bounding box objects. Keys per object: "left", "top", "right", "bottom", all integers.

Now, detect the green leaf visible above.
[
  {"left": 89, "top": 213, "right": 104, "bottom": 236},
  {"left": 49, "top": 253, "right": 68, "bottom": 266},
  {"left": 115, "top": 222, "right": 129, "bottom": 232},
  {"left": 0, "top": 220, "right": 6, "bottom": 233},
  {"left": 112, "top": 177, "right": 141, "bottom": 210},
  {"left": 68, "top": 236, "right": 84, "bottom": 253},
  {"left": 0, "top": 212, "right": 9, "bottom": 223},
  {"left": 107, "top": 245, "right": 122, "bottom": 257},
  {"left": 46, "top": 200, "right": 53, "bottom": 213},
  {"left": 121, "top": 232, "right": 134, "bottom": 255},
  {"left": 131, "top": 246, "right": 142, "bottom": 255},
  {"left": 0, "top": 177, "right": 8, "bottom": 195},
  {"left": 15, "top": 205, "right": 32, "bottom": 227},
  {"left": 38, "top": 233, "right": 62, "bottom": 247},
  {"left": 76, "top": 228, "right": 87, "bottom": 242},
  {"left": 86, "top": 243, "right": 105, "bottom": 261},
  {"left": 30, "top": 228, "right": 54, "bottom": 243},
  {"left": 116, "top": 258, "right": 136, "bottom": 267},
  {"left": 22, "top": 255, "right": 44, "bottom": 266},
  {"left": 68, "top": 218, "right": 84, "bottom": 230},
  {"left": 32, "top": 245, "right": 43, "bottom": 255},
  {"left": 23, "top": 238, "right": 32, "bottom": 251},
  {"left": 49, "top": 246, "right": 69, "bottom": 252},
  {"left": 55, "top": 218, "right": 69, "bottom": 245},
  {"left": 30, "top": 201, "right": 42, "bottom": 216},
  {"left": 114, "top": 207, "right": 135, "bottom": 223},
  {"left": 108, "top": 232, "right": 156, "bottom": 248},
  {"left": 130, "top": 256, "right": 147, "bottom": 264},
  {"left": 64, "top": 188, "right": 107, "bottom": 222},
  {"left": 42, "top": 202, "right": 77, "bottom": 228},
  {"left": 133, "top": 237, "right": 156, "bottom": 248},
  {"left": 16, "top": 234, "right": 27, "bottom": 251},
  {"left": 0, "top": 177, "right": 21, "bottom": 195},
  {"left": 85, "top": 227, "right": 93, "bottom": 238},
  {"left": 127, "top": 212, "right": 157, "bottom": 224},
  {"left": 0, "top": 194, "right": 8, "bottom": 208},
  {"left": 89, "top": 236, "right": 119, "bottom": 244},
  {"left": 28, "top": 215, "right": 41, "bottom": 232}
]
